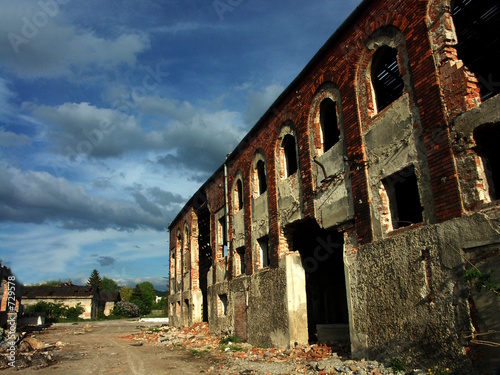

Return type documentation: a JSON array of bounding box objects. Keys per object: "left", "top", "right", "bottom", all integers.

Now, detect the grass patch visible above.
[
  {"left": 389, "top": 358, "right": 405, "bottom": 373},
  {"left": 219, "top": 335, "right": 241, "bottom": 345}
]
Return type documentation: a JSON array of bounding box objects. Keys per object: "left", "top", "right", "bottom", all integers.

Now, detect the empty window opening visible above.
[
  {"left": 256, "top": 160, "right": 267, "bottom": 195},
  {"left": 453, "top": 0, "right": 500, "bottom": 100},
  {"left": 282, "top": 134, "right": 298, "bottom": 177},
  {"left": 382, "top": 166, "right": 423, "bottom": 229},
  {"left": 218, "top": 216, "right": 227, "bottom": 257},
  {"left": 234, "top": 179, "right": 244, "bottom": 212},
  {"left": 183, "top": 299, "right": 189, "bottom": 326},
  {"left": 474, "top": 124, "right": 500, "bottom": 200},
  {"left": 183, "top": 227, "right": 189, "bottom": 273},
  {"left": 236, "top": 246, "right": 246, "bottom": 276},
  {"left": 319, "top": 98, "right": 340, "bottom": 152},
  {"left": 175, "top": 231, "right": 182, "bottom": 279},
  {"left": 218, "top": 294, "right": 228, "bottom": 316},
  {"left": 371, "top": 46, "right": 404, "bottom": 112},
  {"left": 293, "top": 221, "right": 349, "bottom": 344},
  {"left": 258, "top": 236, "right": 270, "bottom": 268}
]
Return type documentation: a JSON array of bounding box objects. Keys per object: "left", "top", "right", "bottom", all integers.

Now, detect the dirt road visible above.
[{"left": 4, "top": 320, "right": 219, "bottom": 375}]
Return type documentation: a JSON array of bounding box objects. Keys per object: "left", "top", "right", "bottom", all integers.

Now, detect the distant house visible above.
[
  {"left": 22, "top": 283, "right": 99, "bottom": 319},
  {"left": 99, "top": 290, "right": 121, "bottom": 316}
]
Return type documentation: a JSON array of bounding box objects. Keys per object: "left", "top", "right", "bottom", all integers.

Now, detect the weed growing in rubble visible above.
[
  {"left": 219, "top": 335, "right": 241, "bottom": 345},
  {"left": 389, "top": 357, "right": 406, "bottom": 373},
  {"left": 464, "top": 269, "right": 500, "bottom": 294},
  {"left": 428, "top": 365, "right": 450, "bottom": 375}
]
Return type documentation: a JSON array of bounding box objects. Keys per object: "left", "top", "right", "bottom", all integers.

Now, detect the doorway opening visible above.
[
  {"left": 197, "top": 204, "right": 212, "bottom": 322},
  {"left": 292, "top": 220, "right": 349, "bottom": 345}
]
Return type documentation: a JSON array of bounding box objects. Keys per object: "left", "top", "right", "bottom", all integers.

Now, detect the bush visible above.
[
  {"left": 65, "top": 304, "right": 85, "bottom": 320},
  {"left": 23, "top": 301, "right": 84, "bottom": 322},
  {"left": 112, "top": 301, "right": 140, "bottom": 318}
]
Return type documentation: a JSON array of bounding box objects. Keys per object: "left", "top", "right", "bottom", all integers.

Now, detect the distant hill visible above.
[{"left": 154, "top": 289, "right": 167, "bottom": 297}]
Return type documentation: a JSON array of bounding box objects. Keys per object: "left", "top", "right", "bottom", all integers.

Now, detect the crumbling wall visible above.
[
  {"left": 208, "top": 253, "right": 308, "bottom": 348},
  {"left": 451, "top": 94, "right": 500, "bottom": 210},
  {"left": 347, "top": 210, "right": 500, "bottom": 372}
]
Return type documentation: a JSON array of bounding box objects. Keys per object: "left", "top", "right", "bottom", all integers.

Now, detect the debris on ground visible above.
[
  {"left": 124, "top": 322, "right": 404, "bottom": 374},
  {"left": 0, "top": 323, "right": 76, "bottom": 370}
]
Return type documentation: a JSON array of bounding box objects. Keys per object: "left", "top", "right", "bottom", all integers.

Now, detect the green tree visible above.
[
  {"left": 87, "top": 269, "right": 102, "bottom": 289},
  {"left": 138, "top": 282, "right": 155, "bottom": 313},
  {"left": 101, "top": 277, "right": 119, "bottom": 291},
  {"left": 130, "top": 285, "right": 149, "bottom": 315},
  {"left": 120, "top": 286, "right": 133, "bottom": 302}
]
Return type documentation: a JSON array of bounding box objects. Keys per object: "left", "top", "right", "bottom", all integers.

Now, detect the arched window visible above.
[
  {"left": 234, "top": 179, "right": 244, "bottom": 212},
  {"left": 319, "top": 98, "right": 340, "bottom": 152},
  {"left": 183, "top": 226, "right": 190, "bottom": 273},
  {"left": 371, "top": 46, "right": 404, "bottom": 112},
  {"left": 452, "top": 0, "right": 500, "bottom": 100},
  {"left": 282, "top": 134, "right": 298, "bottom": 177},
  {"left": 175, "top": 230, "right": 182, "bottom": 278},
  {"left": 256, "top": 160, "right": 267, "bottom": 195}
]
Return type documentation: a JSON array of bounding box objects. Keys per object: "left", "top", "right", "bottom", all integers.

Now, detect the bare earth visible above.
[
  {"left": 3, "top": 320, "right": 218, "bottom": 375},
  {"left": 2, "top": 320, "right": 402, "bottom": 375}
]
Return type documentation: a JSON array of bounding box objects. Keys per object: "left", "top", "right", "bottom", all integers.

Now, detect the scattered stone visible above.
[
  {"left": 24, "top": 337, "right": 46, "bottom": 350},
  {"left": 350, "top": 364, "right": 360, "bottom": 372}
]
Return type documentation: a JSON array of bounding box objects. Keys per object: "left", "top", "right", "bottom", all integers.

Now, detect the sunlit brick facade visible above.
[{"left": 169, "top": 0, "right": 500, "bottom": 372}]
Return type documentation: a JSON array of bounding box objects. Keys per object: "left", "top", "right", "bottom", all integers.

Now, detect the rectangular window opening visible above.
[
  {"left": 236, "top": 246, "right": 246, "bottom": 276},
  {"left": 218, "top": 293, "right": 227, "bottom": 316},
  {"left": 258, "top": 236, "right": 270, "bottom": 268},
  {"left": 218, "top": 216, "right": 227, "bottom": 257},
  {"left": 382, "top": 166, "right": 423, "bottom": 230}
]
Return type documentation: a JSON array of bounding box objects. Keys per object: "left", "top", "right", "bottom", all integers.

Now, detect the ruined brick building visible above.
[{"left": 169, "top": 0, "right": 500, "bottom": 371}]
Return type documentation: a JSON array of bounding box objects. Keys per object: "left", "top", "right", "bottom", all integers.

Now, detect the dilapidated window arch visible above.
[
  {"left": 183, "top": 223, "right": 190, "bottom": 273},
  {"left": 356, "top": 27, "right": 410, "bottom": 121},
  {"left": 474, "top": 123, "right": 500, "bottom": 201},
  {"left": 234, "top": 178, "right": 244, "bottom": 212},
  {"left": 282, "top": 134, "right": 298, "bottom": 177},
  {"left": 175, "top": 229, "right": 182, "bottom": 279},
  {"left": 319, "top": 98, "right": 341, "bottom": 152},
  {"left": 452, "top": 0, "right": 500, "bottom": 100},
  {"left": 252, "top": 151, "right": 268, "bottom": 198},
  {"left": 308, "top": 83, "right": 344, "bottom": 158},
  {"left": 371, "top": 45, "right": 404, "bottom": 112},
  {"left": 277, "top": 122, "right": 300, "bottom": 180}
]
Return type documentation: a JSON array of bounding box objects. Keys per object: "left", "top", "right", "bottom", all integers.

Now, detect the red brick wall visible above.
[{"left": 171, "top": 0, "right": 473, "bottom": 275}]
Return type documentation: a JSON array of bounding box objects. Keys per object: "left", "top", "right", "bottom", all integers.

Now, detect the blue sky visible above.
[{"left": 0, "top": 0, "right": 361, "bottom": 290}]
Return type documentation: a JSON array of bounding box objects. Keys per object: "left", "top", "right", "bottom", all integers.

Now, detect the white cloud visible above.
[
  {"left": 0, "top": 128, "right": 31, "bottom": 147},
  {"left": 29, "top": 98, "right": 246, "bottom": 173},
  {"left": 244, "top": 83, "right": 284, "bottom": 126},
  {"left": 0, "top": 1, "right": 150, "bottom": 79},
  {"left": 0, "top": 163, "right": 171, "bottom": 231},
  {"left": 0, "top": 78, "right": 15, "bottom": 118}
]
